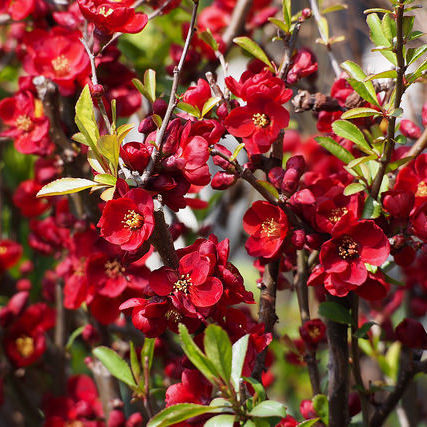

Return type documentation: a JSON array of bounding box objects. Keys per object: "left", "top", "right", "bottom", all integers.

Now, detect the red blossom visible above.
[
  {"left": 0, "top": 239, "right": 22, "bottom": 273},
  {"left": 243, "top": 201, "right": 289, "bottom": 259},
  {"left": 98, "top": 188, "right": 155, "bottom": 251}
]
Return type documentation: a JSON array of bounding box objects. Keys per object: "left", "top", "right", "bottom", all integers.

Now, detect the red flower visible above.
[
  {"left": 78, "top": 0, "right": 148, "bottom": 35},
  {"left": 317, "top": 217, "right": 390, "bottom": 297},
  {"left": 400, "top": 119, "right": 422, "bottom": 140},
  {"left": 354, "top": 271, "right": 390, "bottom": 301},
  {"left": 166, "top": 369, "right": 212, "bottom": 407},
  {"left": 299, "top": 318, "right": 326, "bottom": 348},
  {"left": 3, "top": 303, "right": 55, "bottom": 367},
  {"left": 0, "top": 91, "right": 52, "bottom": 155},
  {"left": 22, "top": 27, "right": 90, "bottom": 96},
  {"left": 225, "top": 95, "right": 290, "bottom": 155},
  {"left": 0, "top": 239, "right": 22, "bottom": 273},
  {"left": 13, "top": 179, "right": 50, "bottom": 217},
  {"left": 98, "top": 188, "right": 154, "bottom": 251},
  {"left": 182, "top": 78, "right": 211, "bottom": 112},
  {"left": 395, "top": 318, "right": 427, "bottom": 349},
  {"left": 150, "top": 251, "right": 223, "bottom": 308},
  {"left": 0, "top": 0, "right": 35, "bottom": 20},
  {"left": 243, "top": 201, "right": 288, "bottom": 259},
  {"left": 286, "top": 48, "right": 318, "bottom": 85}
]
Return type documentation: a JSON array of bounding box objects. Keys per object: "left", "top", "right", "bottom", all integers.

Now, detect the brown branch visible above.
[
  {"left": 140, "top": 0, "right": 199, "bottom": 186},
  {"left": 308, "top": 0, "right": 341, "bottom": 78},
  {"left": 292, "top": 90, "right": 342, "bottom": 113},
  {"left": 278, "top": 18, "right": 303, "bottom": 80},
  {"left": 407, "top": 127, "right": 427, "bottom": 159},
  {"left": 350, "top": 294, "right": 370, "bottom": 425},
  {"left": 252, "top": 260, "right": 279, "bottom": 381},
  {"left": 222, "top": 0, "right": 253, "bottom": 50},
  {"left": 369, "top": 358, "right": 427, "bottom": 427},
  {"left": 326, "top": 295, "right": 350, "bottom": 427},
  {"left": 370, "top": 1, "right": 406, "bottom": 200},
  {"left": 294, "top": 249, "right": 321, "bottom": 395}
]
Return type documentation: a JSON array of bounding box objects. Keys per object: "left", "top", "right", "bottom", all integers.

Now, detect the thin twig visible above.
[
  {"left": 406, "top": 127, "right": 427, "bottom": 159},
  {"left": 278, "top": 18, "right": 303, "bottom": 80},
  {"left": 140, "top": 0, "right": 199, "bottom": 186},
  {"left": 143, "top": 356, "right": 153, "bottom": 418},
  {"left": 309, "top": 0, "right": 341, "bottom": 78},
  {"left": 222, "top": 0, "right": 253, "bottom": 50},
  {"left": 350, "top": 294, "right": 370, "bottom": 425},
  {"left": 370, "top": 1, "right": 406, "bottom": 200}
]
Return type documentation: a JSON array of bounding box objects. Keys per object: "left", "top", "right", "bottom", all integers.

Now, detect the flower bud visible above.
[
  {"left": 108, "top": 409, "right": 126, "bottom": 427},
  {"left": 348, "top": 392, "right": 361, "bottom": 417},
  {"left": 152, "top": 99, "right": 168, "bottom": 117},
  {"left": 291, "top": 229, "right": 306, "bottom": 249},
  {"left": 286, "top": 155, "right": 306, "bottom": 174},
  {"left": 302, "top": 8, "right": 312, "bottom": 19},
  {"left": 138, "top": 116, "right": 156, "bottom": 134},
  {"left": 126, "top": 413, "right": 143, "bottom": 427},
  {"left": 395, "top": 318, "right": 427, "bottom": 349},
  {"left": 91, "top": 84, "right": 105, "bottom": 97},
  {"left": 400, "top": 119, "right": 421, "bottom": 140},
  {"left": 211, "top": 171, "right": 236, "bottom": 190},
  {"left": 300, "top": 399, "right": 317, "bottom": 419}
]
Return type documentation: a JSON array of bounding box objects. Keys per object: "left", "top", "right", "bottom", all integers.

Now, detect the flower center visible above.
[
  {"left": 337, "top": 236, "right": 360, "bottom": 260},
  {"left": 15, "top": 336, "right": 34, "bottom": 358},
  {"left": 252, "top": 113, "right": 270, "bottom": 128},
  {"left": 15, "top": 115, "right": 33, "bottom": 132},
  {"left": 165, "top": 309, "right": 183, "bottom": 324},
  {"left": 173, "top": 274, "right": 192, "bottom": 294},
  {"left": 261, "top": 218, "right": 279, "bottom": 237},
  {"left": 51, "top": 55, "right": 70, "bottom": 77},
  {"left": 416, "top": 181, "right": 427, "bottom": 197},
  {"left": 0, "top": 246, "right": 6, "bottom": 255},
  {"left": 309, "top": 327, "right": 320, "bottom": 339},
  {"left": 104, "top": 259, "right": 125, "bottom": 278},
  {"left": 66, "top": 422, "right": 85, "bottom": 427},
  {"left": 99, "top": 6, "right": 114, "bottom": 16},
  {"left": 328, "top": 207, "right": 348, "bottom": 224},
  {"left": 122, "top": 210, "right": 144, "bottom": 230}
]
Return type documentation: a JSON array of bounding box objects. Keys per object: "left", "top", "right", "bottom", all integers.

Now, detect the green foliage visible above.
[
  {"left": 233, "top": 37, "right": 274, "bottom": 71},
  {"left": 319, "top": 301, "right": 354, "bottom": 326}
]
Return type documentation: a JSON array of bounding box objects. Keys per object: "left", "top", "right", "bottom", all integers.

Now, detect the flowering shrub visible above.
[{"left": 0, "top": 0, "right": 426, "bottom": 426}]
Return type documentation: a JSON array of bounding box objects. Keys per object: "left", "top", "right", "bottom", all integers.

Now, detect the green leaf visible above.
[
  {"left": 315, "top": 136, "right": 355, "bottom": 164},
  {"left": 205, "top": 414, "right": 236, "bottom": 427},
  {"left": 243, "top": 377, "right": 266, "bottom": 402},
  {"left": 231, "top": 334, "right": 249, "bottom": 392},
  {"left": 364, "top": 8, "right": 392, "bottom": 14},
  {"left": 347, "top": 154, "right": 377, "bottom": 169},
  {"left": 177, "top": 102, "right": 201, "bottom": 118},
  {"left": 343, "top": 182, "right": 365, "bottom": 196},
  {"left": 332, "top": 120, "right": 373, "bottom": 154},
  {"left": 178, "top": 324, "right": 219, "bottom": 384},
  {"left": 406, "top": 45, "right": 427, "bottom": 66},
  {"left": 283, "top": 0, "right": 291, "bottom": 32},
  {"left": 381, "top": 13, "right": 396, "bottom": 43},
  {"left": 75, "top": 85, "right": 101, "bottom": 153},
  {"left": 117, "top": 123, "right": 134, "bottom": 143},
  {"left": 341, "top": 108, "right": 382, "bottom": 119},
  {"left": 233, "top": 37, "right": 274, "bottom": 71},
  {"left": 366, "top": 13, "right": 396, "bottom": 65},
  {"left": 36, "top": 178, "right": 100, "bottom": 198},
  {"left": 365, "top": 70, "right": 397, "bottom": 81},
  {"left": 65, "top": 326, "right": 85, "bottom": 351},
  {"left": 268, "top": 18, "right": 289, "bottom": 33},
  {"left": 144, "top": 69, "right": 157, "bottom": 103},
  {"left": 355, "top": 321, "right": 377, "bottom": 339},
  {"left": 93, "top": 346, "right": 137, "bottom": 388},
  {"left": 348, "top": 78, "right": 381, "bottom": 108},
  {"left": 111, "top": 99, "right": 117, "bottom": 131},
  {"left": 204, "top": 324, "right": 232, "bottom": 384},
  {"left": 249, "top": 401, "right": 286, "bottom": 418},
  {"left": 141, "top": 338, "right": 155, "bottom": 372},
  {"left": 202, "top": 97, "right": 221, "bottom": 117},
  {"left": 147, "top": 404, "right": 221, "bottom": 427},
  {"left": 362, "top": 196, "right": 382, "bottom": 218},
  {"left": 94, "top": 174, "right": 117, "bottom": 186},
  {"left": 312, "top": 394, "right": 329, "bottom": 425},
  {"left": 152, "top": 114, "right": 163, "bottom": 128},
  {"left": 319, "top": 301, "right": 353, "bottom": 326},
  {"left": 297, "top": 419, "right": 321, "bottom": 427},
  {"left": 97, "top": 134, "right": 120, "bottom": 174},
  {"left": 230, "top": 143, "right": 245, "bottom": 161},
  {"left": 256, "top": 180, "right": 279, "bottom": 200},
  {"left": 402, "top": 15, "right": 415, "bottom": 38},
  {"left": 72, "top": 132, "right": 90, "bottom": 146},
  {"left": 407, "top": 59, "right": 427, "bottom": 83},
  {"left": 322, "top": 4, "right": 347, "bottom": 14},
  {"left": 129, "top": 342, "right": 141, "bottom": 384},
  {"left": 199, "top": 29, "right": 219, "bottom": 51},
  {"left": 341, "top": 60, "right": 367, "bottom": 80},
  {"left": 386, "top": 156, "right": 414, "bottom": 172}
]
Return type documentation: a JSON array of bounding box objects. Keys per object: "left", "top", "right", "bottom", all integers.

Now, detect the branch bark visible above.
[{"left": 222, "top": 0, "right": 253, "bottom": 50}]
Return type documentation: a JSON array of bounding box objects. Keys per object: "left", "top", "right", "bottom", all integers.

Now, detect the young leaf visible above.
[
  {"left": 343, "top": 182, "right": 365, "bottom": 196},
  {"left": 97, "top": 134, "right": 120, "bottom": 174},
  {"left": 144, "top": 69, "right": 157, "bottom": 103},
  {"left": 386, "top": 156, "right": 414, "bottom": 172},
  {"left": 231, "top": 334, "right": 249, "bottom": 392},
  {"left": 147, "top": 403, "right": 221, "bottom": 427},
  {"left": 177, "top": 102, "right": 201, "bottom": 118},
  {"left": 72, "top": 132, "right": 90, "bottom": 146},
  {"left": 362, "top": 196, "right": 382, "bottom": 218},
  {"left": 283, "top": 0, "right": 291, "bottom": 32},
  {"left": 36, "top": 178, "right": 100, "bottom": 198},
  {"left": 315, "top": 136, "right": 355, "bottom": 164},
  {"left": 205, "top": 414, "right": 236, "bottom": 427},
  {"left": 204, "top": 324, "right": 232, "bottom": 384},
  {"left": 129, "top": 341, "right": 141, "bottom": 384},
  {"left": 364, "top": 70, "right": 397, "bottom": 81},
  {"left": 366, "top": 13, "right": 397, "bottom": 65},
  {"left": 178, "top": 324, "right": 219, "bottom": 384},
  {"left": 117, "top": 123, "right": 134, "bottom": 143},
  {"left": 341, "top": 107, "right": 382, "bottom": 120},
  {"left": 202, "top": 97, "right": 221, "bottom": 117},
  {"left": 406, "top": 45, "right": 427, "bottom": 66},
  {"left": 355, "top": 321, "right": 377, "bottom": 339},
  {"left": 322, "top": 4, "right": 348, "bottom": 14},
  {"left": 332, "top": 120, "right": 373, "bottom": 154},
  {"left": 233, "top": 37, "right": 274, "bottom": 71},
  {"left": 142, "top": 337, "right": 156, "bottom": 372},
  {"left": 230, "top": 143, "right": 245, "bottom": 161},
  {"left": 297, "top": 419, "right": 321, "bottom": 427},
  {"left": 318, "top": 301, "right": 354, "bottom": 326},
  {"left": 256, "top": 180, "right": 279, "bottom": 200},
  {"left": 75, "top": 85, "right": 101, "bottom": 152},
  {"left": 243, "top": 377, "right": 266, "bottom": 402},
  {"left": 268, "top": 18, "right": 289, "bottom": 34},
  {"left": 65, "top": 326, "right": 85, "bottom": 351},
  {"left": 312, "top": 394, "right": 329, "bottom": 424},
  {"left": 199, "top": 29, "right": 219, "bottom": 51},
  {"left": 341, "top": 60, "right": 367, "bottom": 81},
  {"left": 93, "top": 346, "right": 137, "bottom": 388},
  {"left": 94, "top": 174, "right": 117, "bottom": 186},
  {"left": 248, "top": 401, "right": 287, "bottom": 418}
]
